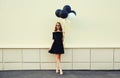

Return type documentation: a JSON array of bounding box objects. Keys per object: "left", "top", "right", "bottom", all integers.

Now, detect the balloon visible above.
[
  {"left": 63, "top": 5, "right": 71, "bottom": 13},
  {"left": 70, "top": 10, "right": 76, "bottom": 15},
  {"left": 55, "top": 5, "right": 76, "bottom": 19},
  {"left": 66, "top": 12, "right": 76, "bottom": 21},
  {"left": 55, "top": 9, "right": 62, "bottom": 17},
  {"left": 59, "top": 10, "right": 68, "bottom": 19}
]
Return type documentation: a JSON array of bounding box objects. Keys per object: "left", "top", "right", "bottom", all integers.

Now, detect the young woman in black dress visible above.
[{"left": 49, "top": 22, "right": 64, "bottom": 75}]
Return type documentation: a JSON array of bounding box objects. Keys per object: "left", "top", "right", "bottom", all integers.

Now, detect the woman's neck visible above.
[{"left": 56, "top": 30, "right": 60, "bottom": 32}]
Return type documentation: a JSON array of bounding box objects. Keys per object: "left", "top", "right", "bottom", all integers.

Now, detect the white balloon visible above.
[{"left": 67, "top": 12, "right": 76, "bottom": 21}]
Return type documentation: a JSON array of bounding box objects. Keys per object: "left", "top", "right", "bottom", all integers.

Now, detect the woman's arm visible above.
[
  {"left": 48, "top": 39, "right": 54, "bottom": 51},
  {"left": 48, "top": 32, "right": 54, "bottom": 51},
  {"left": 62, "top": 32, "right": 65, "bottom": 42}
]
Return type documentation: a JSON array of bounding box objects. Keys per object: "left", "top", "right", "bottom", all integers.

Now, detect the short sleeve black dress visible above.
[{"left": 49, "top": 32, "right": 64, "bottom": 54}]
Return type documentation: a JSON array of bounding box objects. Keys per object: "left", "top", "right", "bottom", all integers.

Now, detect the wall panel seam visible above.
[
  {"left": 2, "top": 48, "right": 3, "bottom": 70},
  {"left": 21, "top": 49, "right": 23, "bottom": 70},
  {"left": 39, "top": 48, "right": 41, "bottom": 69},
  {"left": 2, "top": 48, "right": 4, "bottom": 70},
  {"left": 113, "top": 48, "right": 115, "bottom": 69},
  {"left": 72, "top": 48, "right": 73, "bottom": 70},
  {"left": 90, "top": 48, "right": 91, "bottom": 70}
]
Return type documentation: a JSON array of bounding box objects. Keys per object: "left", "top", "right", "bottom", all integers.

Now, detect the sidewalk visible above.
[{"left": 0, "top": 70, "right": 120, "bottom": 78}]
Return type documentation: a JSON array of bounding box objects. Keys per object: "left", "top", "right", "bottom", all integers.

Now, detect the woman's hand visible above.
[{"left": 48, "top": 48, "right": 50, "bottom": 52}]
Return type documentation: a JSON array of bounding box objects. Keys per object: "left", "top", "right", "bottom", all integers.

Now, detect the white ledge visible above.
[{"left": 0, "top": 45, "right": 120, "bottom": 48}]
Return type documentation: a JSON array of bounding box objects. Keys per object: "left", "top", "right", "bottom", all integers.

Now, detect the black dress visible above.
[{"left": 49, "top": 32, "right": 64, "bottom": 54}]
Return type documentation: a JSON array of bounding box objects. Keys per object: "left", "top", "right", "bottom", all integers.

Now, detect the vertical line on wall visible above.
[
  {"left": 3, "top": 48, "right": 5, "bottom": 70},
  {"left": 90, "top": 48, "right": 91, "bottom": 70},
  {"left": 113, "top": 48, "right": 115, "bottom": 69},
  {"left": 2, "top": 48, "right": 4, "bottom": 70},
  {"left": 39, "top": 48, "right": 41, "bottom": 70},
  {"left": 72, "top": 48, "right": 73, "bottom": 70},
  {"left": 21, "top": 48, "right": 23, "bottom": 70}
]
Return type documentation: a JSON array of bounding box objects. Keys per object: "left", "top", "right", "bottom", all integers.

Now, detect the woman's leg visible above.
[
  {"left": 55, "top": 54, "right": 59, "bottom": 73},
  {"left": 55, "top": 54, "right": 60, "bottom": 69},
  {"left": 55, "top": 54, "right": 63, "bottom": 74}
]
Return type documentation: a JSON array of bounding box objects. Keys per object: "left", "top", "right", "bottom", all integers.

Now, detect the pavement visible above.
[{"left": 0, "top": 70, "right": 120, "bottom": 78}]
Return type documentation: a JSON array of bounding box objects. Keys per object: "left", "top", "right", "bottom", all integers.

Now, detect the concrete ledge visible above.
[
  {"left": 0, "top": 45, "right": 120, "bottom": 48},
  {"left": 0, "top": 48, "right": 120, "bottom": 70}
]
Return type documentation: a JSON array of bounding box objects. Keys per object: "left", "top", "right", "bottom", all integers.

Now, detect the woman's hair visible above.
[{"left": 54, "top": 22, "right": 63, "bottom": 32}]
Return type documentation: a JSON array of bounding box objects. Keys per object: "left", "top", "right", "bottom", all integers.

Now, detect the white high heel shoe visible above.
[
  {"left": 56, "top": 67, "right": 59, "bottom": 73},
  {"left": 59, "top": 68, "right": 63, "bottom": 75}
]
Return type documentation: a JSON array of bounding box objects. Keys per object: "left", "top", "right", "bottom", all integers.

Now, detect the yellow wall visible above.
[{"left": 0, "top": 0, "right": 120, "bottom": 47}]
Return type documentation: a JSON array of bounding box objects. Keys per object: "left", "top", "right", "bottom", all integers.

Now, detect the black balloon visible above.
[
  {"left": 55, "top": 9, "right": 62, "bottom": 17},
  {"left": 59, "top": 10, "right": 68, "bottom": 19},
  {"left": 63, "top": 5, "right": 71, "bottom": 13},
  {"left": 70, "top": 10, "right": 76, "bottom": 15}
]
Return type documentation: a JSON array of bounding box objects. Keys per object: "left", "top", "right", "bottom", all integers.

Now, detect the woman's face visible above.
[{"left": 56, "top": 23, "right": 60, "bottom": 30}]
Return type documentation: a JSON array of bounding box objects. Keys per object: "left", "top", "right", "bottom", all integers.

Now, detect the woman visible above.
[{"left": 49, "top": 22, "right": 64, "bottom": 75}]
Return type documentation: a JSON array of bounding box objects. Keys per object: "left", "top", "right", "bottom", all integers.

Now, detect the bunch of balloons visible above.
[{"left": 55, "top": 5, "right": 76, "bottom": 19}]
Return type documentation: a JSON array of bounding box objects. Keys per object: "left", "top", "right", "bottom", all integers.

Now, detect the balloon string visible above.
[
  {"left": 63, "top": 19, "right": 66, "bottom": 39},
  {"left": 62, "top": 19, "right": 66, "bottom": 45},
  {"left": 63, "top": 19, "right": 66, "bottom": 33}
]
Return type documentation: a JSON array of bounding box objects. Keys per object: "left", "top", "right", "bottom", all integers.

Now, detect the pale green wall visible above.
[{"left": 0, "top": 0, "right": 120, "bottom": 47}]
